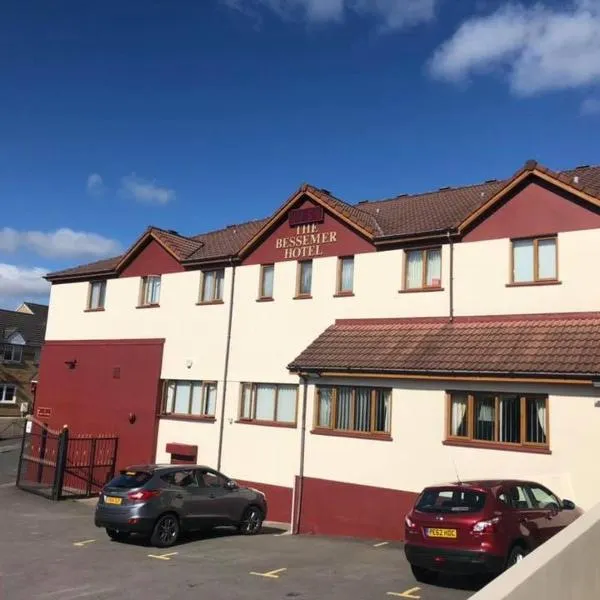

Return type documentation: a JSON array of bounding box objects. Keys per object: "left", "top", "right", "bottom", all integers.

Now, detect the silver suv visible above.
[{"left": 94, "top": 464, "right": 268, "bottom": 547}]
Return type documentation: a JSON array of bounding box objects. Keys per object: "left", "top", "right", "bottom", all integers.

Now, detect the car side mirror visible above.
[
  {"left": 225, "top": 480, "right": 238, "bottom": 491},
  {"left": 562, "top": 499, "right": 576, "bottom": 510}
]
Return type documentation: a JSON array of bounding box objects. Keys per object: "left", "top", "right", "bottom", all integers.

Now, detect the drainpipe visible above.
[
  {"left": 447, "top": 231, "right": 454, "bottom": 323},
  {"left": 293, "top": 373, "right": 309, "bottom": 535},
  {"left": 217, "top": 259, "right": 236, "bottom": 471}
]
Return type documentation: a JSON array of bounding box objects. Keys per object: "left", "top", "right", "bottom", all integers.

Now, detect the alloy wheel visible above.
[
  {"left": 244, "top": 508, "right": 262, "bottom": 534},
  {"left": 157, "top": 516, "right": 178, "bottom": 545}
]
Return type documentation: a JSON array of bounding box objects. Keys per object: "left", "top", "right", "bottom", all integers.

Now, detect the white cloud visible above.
[
  {"left": 222, "top": 0, "right": 436, "bottom": 29},
  {"left": 0, "top": 264, "right": 50, "bottom": 298},
  {"left": 429, "top": 0, "right": 600, "bottom": 96},
  {"left": 86, "top": 173, "right": 104, "bottom": 196},
  {"left": 119, "top": 173, "right": 176, "bottom": 205},
  {"left": 581, "top": 96, "right": 600, "bottom": 114},
  {"left": 0, "top": 227, "right": 122, "bottom": 259}
]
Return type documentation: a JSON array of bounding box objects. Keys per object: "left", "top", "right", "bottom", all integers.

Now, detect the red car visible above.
[{"left": 404, "top": 479, "right": 582, "bottom": 583}]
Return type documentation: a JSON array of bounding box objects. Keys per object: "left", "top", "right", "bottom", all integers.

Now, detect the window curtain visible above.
[
  {"left": 174, "top": 381, "right": 191, "bottom": 414},
  {"left": 426, "top": 249, "right": 442, "bottom": 287},
  {"left": 513, "top": 240, "right": 534, "bottom": 282},
  {"left": 374, "top": 390, "right": 391, "bottom": 433},
  {"left": 203, "top": 271, "right": 215, "bottom": 301},
  {"left": 318, "top": 388, "right": 333, "bottom": 427},
  {"left": 262, "top": 265, "right": 274, "bottom": 297},
  {"left": 190, "top": 383, "right": 203, "bottom": 414},
  {"left": 354, "top": 388, "right": 371, "bottom": 432},
  {"left": 451, "top": 394, "right": 468, "bottom": 436},
  {"left": 475, "top": 396, "right": 495, "bottom": 441},
  {"left": 499, "top": 395, "right": 520, "bottom": 443},
  {"left": 90, "top": 282, "right": 105, "bottom": 308},
  {"left": 406, "top": 251, "right": 423, "bottom": 289},
  {"left": 148, "top": 277, "right": 161, "bottom": 304},
  {"left": 204, "top": 384, "right": 217, "bottom": 416},
  {"left": 276, "top": 385, "right": 296, "bottom": 423},
  {"left": 336, "top": 387, "right": 352, "bottom": 430},
  {"left": 165, "top": 382, "right": 176, "bottom": 413},
  {"left": 255, "top": 384, "right": 276, "bottom": 420},
  {"left": 300, "top": 262, "right": 312, "bottom": 295},
  {"left": 340, "top": 258, "right": 354, "bottom": 292},
  {"left": 215, "top": 270, "right": 225, "bottom": 300},
  {"left": 526, "top": 397, "right": 547, "bottom": 444},
  {"left": 538, "top": 239, "right": 556, "bottom": 280}
]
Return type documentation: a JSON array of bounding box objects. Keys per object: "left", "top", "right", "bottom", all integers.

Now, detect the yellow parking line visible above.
[
  {"left": 373, "top": 541, "right": 389, "bottom": 547},
  {"left": 249, "top": 567, "right": 287, "bottom": 579},
  {"left": 73, "top": 539, "right": 96, "bottom": 547},
  {"left": 148, "top": 552, "right": 178, "bottom": 561},
  {"left": 387, "top": 587, "right": 421, "bottom": 599}
]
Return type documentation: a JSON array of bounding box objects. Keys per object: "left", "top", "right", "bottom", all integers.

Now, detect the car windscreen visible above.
[
  {"left": 106, "top": 471, "right": 153, "bottom": 489},
  {"left": 416, "top": 488, "right": 487, "bottom": 514}
]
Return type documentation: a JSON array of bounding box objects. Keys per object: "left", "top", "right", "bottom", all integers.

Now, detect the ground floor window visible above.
[
  {"left": 315, "top": 386, "right": 391, "bottom": 435},
  {"left": 0, "top": 384, "right": 16, "bottom": 404},
  {"left": 239, "top": 382, "right": 298, "bottom": 425},
  {"left": 162, "top": 380, "right": 217, "bottom": 418},
  {"left": 447, "top": 391, "right": 548, "bottom": 449}
]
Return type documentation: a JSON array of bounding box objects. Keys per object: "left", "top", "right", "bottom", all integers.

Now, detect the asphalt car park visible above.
[{"left": 0, "top": 484, "right": 483, "bottom": 600}]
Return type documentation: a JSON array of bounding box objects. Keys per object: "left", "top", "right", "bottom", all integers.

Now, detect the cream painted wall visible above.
[
  {"left": 45, "top": 271, "right": 231, "bottom": 381},
  {"left": 302, "top": 378, "right": 600, "bottom": 510},
  {"left": 454, "top": 228, "right": 600, "bottom": 316},
  {"left": 155, "top": 417, "right": 220, "bottom": 466}
]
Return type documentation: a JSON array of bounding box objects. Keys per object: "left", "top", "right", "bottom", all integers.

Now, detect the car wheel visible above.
[
  {"left": 150, "top": 513, "right": 180, "bottom": 548},
  {"left": 505, "top": 545, "right": 527, "bottom": 570},
  {"left": 410, "top": 565, "right": 439, "bottom": 584},
  {"left": 106, "top": 528, "right": 130, "bottom": 542},
  {"left": 237, "top": 506, "right": 263, "bottom": 536}
]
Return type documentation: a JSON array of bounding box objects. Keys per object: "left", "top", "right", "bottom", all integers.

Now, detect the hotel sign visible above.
[{"left": 275, "top": 224, "right": 338, "bottom": 260}]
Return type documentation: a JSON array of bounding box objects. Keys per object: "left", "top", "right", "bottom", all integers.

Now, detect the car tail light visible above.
[
  {"left": 127, "top": 489, "right": 161, "bottom": 503},
  {"left": 472, "top": 517, "right": 500, "bottom": 534},
  {"left": 405, "top": 514, "right": 416, "bottom": 529}
]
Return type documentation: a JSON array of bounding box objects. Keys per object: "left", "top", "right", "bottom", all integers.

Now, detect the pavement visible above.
[
  {"left": 0, "top": 439, "right": 19, "bottom": 485},
  {"left": 0, "top": 483, "right": 483, "bottom": 600}
]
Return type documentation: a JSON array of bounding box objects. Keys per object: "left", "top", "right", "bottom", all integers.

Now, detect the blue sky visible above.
[{"left": 1, "top": 0, "right": 599, "bottom": 308}]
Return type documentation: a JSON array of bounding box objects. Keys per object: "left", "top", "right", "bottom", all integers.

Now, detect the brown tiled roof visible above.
[
  {"left": 46, "top": 162, "right": 600, "bottom": 281},
  {"left": 288, "top": 314, "right": 600, "bottom": 378}
]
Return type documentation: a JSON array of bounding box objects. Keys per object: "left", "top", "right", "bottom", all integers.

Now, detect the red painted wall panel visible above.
[
  {"left": 120, "top": 239, "right": 185, "bottom": 278},
  {"left": 243, "top": 199, "right": 375, "bottom": 266},
  {"left": 297, "top": 476, "right": 418, "bottom": 541},
  {"left": 236, "top": 479, "right": 293, "bottom": 523},
  {"left": 464, "top": 181, "right": 600, "bottom": 242},
  {"left": 34, "top": 339, "right": 164, "bottom": 471}
]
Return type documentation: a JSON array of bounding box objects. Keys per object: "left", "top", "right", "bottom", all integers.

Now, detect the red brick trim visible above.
[
  {"left": 505, "top": 281, "right": 562, "bottom": 288},
  {"left": 333, "top": 292, "right": 355, "bottom": 298},
  {"left": 196, "top": 300, "right": 225, "bottom": 306},
  {"left": 311, "top": 428, "right": 392, "bottom": 442},
  {"left": 443, "top": 439, "right": 551, "bottom": 455},
  {"left": 235, "top": 419, "right": 296, "bottom": 429},
  {"left": 161, "top": 414, "right": 216, "bottom": 423},
  {"left": 136, "top": 304, "right": 160, "bottom": 309},
  {"left": 256, "top": 297, "right": 275, "bottom": 303},
  {"left": 84, "top": 308, "right": 105, "bottom": 313},
  {"left": 398, "top": 287, "right": 444, "bottom": 294}
]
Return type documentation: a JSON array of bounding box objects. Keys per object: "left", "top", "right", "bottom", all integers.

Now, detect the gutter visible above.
[
  {"left": 293, "top": 374, "right": 309, "bottom": 535},
  {"left": 216, "top": 258, "right": 236, "bottom": 471}
]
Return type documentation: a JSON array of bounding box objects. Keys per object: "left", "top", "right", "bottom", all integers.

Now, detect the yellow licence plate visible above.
[
  {"left": 105, "top": 496, "right": 122, "bottom": 505},
  {"left": 426, "top": 528, "right": 457, "bottom": 539}
]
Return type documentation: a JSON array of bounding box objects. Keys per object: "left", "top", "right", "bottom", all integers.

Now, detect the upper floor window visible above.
[
  {"left": 259, "top": 264, "right": 274, "bottom": 300},
  {"left": 2, "top": 344, "right": 22, "bottom": 363},
  {"left": 404, "top": 247, "right": 442, "bottom": 290},
  {"left": 163, "top": 380, "right": 217, "bottom": 418},
  {"left": 296, "top": 260, "right": 312, "bottom": 298},
  {"left": 512, "top": 236, "right": 557, "bottom": 284},
  {"left": 140, "top": 275, "right": 161, "bottom": 306},
  {"left": 447, "top": 391, "right": 548, "bottom": 450},
  {"left": 336, "top": 256, "right": 354, "bottom": 295},
  {"left": 239, "top": 382, "right": 298, "bottom": 425},
  {"left": 87, "top": 280, "right": 106, "bottom": 310},
  {"left": 315, "top": 386, "right": 391, "bottom": 436},
  {"left": 200, "top": 269, "right": 225, "bottom": 303},
  {"left": 0, "top": 384, "right": 16, "bottom": 404}
]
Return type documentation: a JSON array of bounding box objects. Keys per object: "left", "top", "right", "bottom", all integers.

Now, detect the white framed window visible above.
[
  {"left": 140, "top": 275, "right": 161, "bottom": 306},
  {"left": 87, "top": 280, "right": 106, "bottom": 310},
  {"left": 336, "top": 256, "right": 354, "bottom": 294},
  {"left": 404, "top": 248, "right": 442, "bottom": 290},
  {"left": 239, "top": 383, "right": 298, "bottom": 425},
  {"left": 2, "top": 344, "right": 22, "bottom": 363},
  {"left": 0, "top": 384, "right": 16, "bottom": 404},
  {"left": 512, "top": 237, "right": 557, "bottom": 283},
  {"left": 259, "top": 264, "right": 274, "bottom": 299},
  {"left": 163, "top": 380, "right": 217, "bottom": 417},
  {"left": 200, "top": 269, "right": 225, "bottom": 303}
]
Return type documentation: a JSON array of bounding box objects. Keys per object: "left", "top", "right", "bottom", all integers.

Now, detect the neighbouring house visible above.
[
  {"left": 36, "top": 160, "right": 600, "bottom": 540},
  {"left": 0, "top": 302, "right": 48, "bottom": 418}
]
